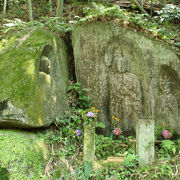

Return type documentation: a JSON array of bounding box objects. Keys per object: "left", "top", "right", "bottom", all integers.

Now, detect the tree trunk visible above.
[
  {"left": 49, "top": 0, "right": 52, "bottom": 16},
  {"left": 27, "top": 0, "right": 33, "bottom": 22},
  {"left": 132, "top": 0, "right": 151, "bottom": 19},
  {"left": 56, "top": 0, "right": 64, "bottom": 20},
  {"left": 3, "top": 0, "right": 7, "bottom": 16},
  {"left": 162, "top": 0, "right": 167, "bottom": 7},
  {"left": 150, "top": 0, "right": 153, "bottom": 17},
  {"left": 13, "top": 0, "right": 23, "bottom": 15}
]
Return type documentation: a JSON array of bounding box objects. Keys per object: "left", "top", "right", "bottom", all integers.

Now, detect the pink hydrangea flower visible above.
[
  {"left": 113, "top": 127, "right": 121, "bottom": 136},
  {"left": 162, "top": 129, "right": 172, "bottom": 139}
]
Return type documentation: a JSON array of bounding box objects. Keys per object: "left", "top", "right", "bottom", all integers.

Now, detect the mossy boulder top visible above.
[
  {"left": 72, "top": 22, "right": 180, "bottom": 136},
  {"left": 0, "top": 129, "right": 49, "bottom": 179},
  {"left": 0, "top": 29, "right": 69, "bottom": 128}
]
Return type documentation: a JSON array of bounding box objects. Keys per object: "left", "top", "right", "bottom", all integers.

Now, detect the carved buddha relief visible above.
[
  {"left": 109, "top": 54, "right": 142, "bottom": 132},
  {"left": 158, "top": 75, "right": 178, "bottom": 130}
]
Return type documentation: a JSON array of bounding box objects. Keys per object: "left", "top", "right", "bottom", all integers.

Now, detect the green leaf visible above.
[
  {"left": 174, "top": 41, "right": 180, "bottom": 47},
  {"left": 95, "top": 122, "right": 105, "bottom": 128},
  {"left": 0, "top": 168, "right": 9, "bottom": 180}
]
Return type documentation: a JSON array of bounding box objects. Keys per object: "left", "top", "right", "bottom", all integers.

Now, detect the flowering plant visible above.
[
  {"left": 162, "top": 129, "right": 172, "bottom": 139},
  {"left": 82, "top": 107, "right": 105, "bottom": 128},
  {"left": 75, "top": 129, "right": 81, "bottom": 136},
  {"left": 111, "top": 116, "right": 122, "bottom": 138},
  {"left": 155, "top": 122, "right": 174, "bottom": 140}
]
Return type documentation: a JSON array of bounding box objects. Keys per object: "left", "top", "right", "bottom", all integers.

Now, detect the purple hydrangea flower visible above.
[
  {"left": 113, "top": 127, "right": 121, "bottom": 136},
  {"left": 162, "top": 129, "right": 171, "bottom": 139},
  {"left": 87, "top": 112, "right": 94, "bottom": 118},
  {"left": 75, "top": 130, "right": 81, "bottom": 136}
]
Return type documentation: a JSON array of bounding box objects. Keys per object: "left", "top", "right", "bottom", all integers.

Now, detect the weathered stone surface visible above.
[
  {"left": 0, "top": 29, "right": 69, "bottom": 128},
  {"left": 84, "top": 125, "right": 95, "bottom": 163},
  {"left": 84, "top": 125, "right": 95, "bottom": 176},
  {"left": 0, "top": 129, "right": 49, "bottom": 179},
  {"left": 136, "top": 119, "right": 154, "bottom": 166},
  {"left": 72, "top": 22, "right": 180, "bottom": 135}
]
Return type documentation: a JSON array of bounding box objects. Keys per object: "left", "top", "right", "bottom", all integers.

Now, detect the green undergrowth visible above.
[
  {"left": 0, "top": 29, "right": 54, "bottom": 125},
  {"left": 45, "top": 128, "right": 180, "bottom": 179},
  {"left": 0, "top": 129, "right": 49, "bottom": 180},
  {"left": 1, "top": 3, "right": 179, "bottom": 49},
  {"left": 44, "top": 82, "right": 180, "bottom": 179}
]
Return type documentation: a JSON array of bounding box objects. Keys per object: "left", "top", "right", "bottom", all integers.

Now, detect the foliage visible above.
[
  {"left": 0, "top": 18, "right": 74, "bottom": 35},
  {"left": 1, "top": 3, "right": 179, "bottom": 44},
  {"left": 95, "top": 134, "right": 129, "bottom": 160},
  {"left": 56, "top": 108, "right": 84, "bottom": 140},
  {"left": 160, "top": 140, "right": 176, "bottom": 156},
  {"left": 123, "top": 154, "right": 139, "bottom": 168},
  {"left": 84, "top": 2, "right": 126, "bottom": 18},
  {"left": 155, "top": 125, "right": 164, "bottom": 140},
  {"left": 154, "top": 4, "right": 180, "bottom": 24},
  {"left": 0, "top": 167, "right": 9, "bottom": 180},
  {"left": 67, "top": 82, "right": 90, "bottom": 109}
]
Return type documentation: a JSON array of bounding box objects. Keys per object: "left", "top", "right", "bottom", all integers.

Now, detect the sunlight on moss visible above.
[
  {"left": 53, "top": 37, "right": 57, "bottom": 53},
  {"left": 25, "top": 59, "right": 36, "bottom": 77},
  {"left": 0, "top": 29, "right": 59, "bottom": 127},
  {"left": 0, "top": 129, "right": 49, "bottom": 180}
]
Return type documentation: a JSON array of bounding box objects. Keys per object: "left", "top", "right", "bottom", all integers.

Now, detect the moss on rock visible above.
[
  {"left": 0, "top": 129, "right": 49, "bottom": 180},
  {"left": 0, "top": 29, "right": 69, "bottom": 127}
]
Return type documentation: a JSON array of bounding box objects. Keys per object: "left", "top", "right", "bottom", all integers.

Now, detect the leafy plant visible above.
[
  {"left": 95, "top": 134, "right": 129, "bottom": 160},
  {"left": 67, "top": 81, "right": 90, "bottom": 109},
  {"left": 160, "top": 140, "right": 176, "bottom": 156},
  {"left": 0, "top": 167, "right": 9, "bottom": 180},
  {"left": 155, "top": 125, "right": 164, "bottom": 140},
  {"left": 56, "top": 108, "right": 84, "bottom": 140},
  {"left": 154, "top": 4, "right": 180, "bottom": 24},
  {"left": 123, "top": 154, "right": 139, "bottom": 168}
]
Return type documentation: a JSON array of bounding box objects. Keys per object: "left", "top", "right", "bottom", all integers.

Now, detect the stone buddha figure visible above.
[
  {"left": 109, "top": 55, "right": 142, "bottom": 133},
  {"left": 159, "top": 75, "right": 178, "bottom": 131}
]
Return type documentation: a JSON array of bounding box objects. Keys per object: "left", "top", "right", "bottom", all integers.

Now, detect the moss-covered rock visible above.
[
  {"left": 0, "top": 29, "right": 69, "bottom": 128},
  {"left": 0, "top": 129, "right": 49, "bottom": 180}
]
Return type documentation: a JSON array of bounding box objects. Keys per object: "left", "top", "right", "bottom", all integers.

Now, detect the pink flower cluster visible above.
[
  {"left": 113, "top": 127, "right": 121, "bottom": 136},
  {"left": 162, "top": 129, "right": 172, "bottom": 139}
]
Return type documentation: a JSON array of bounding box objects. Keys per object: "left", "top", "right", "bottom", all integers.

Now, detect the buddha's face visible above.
[{"left": 115, "top": 56, "right": 129, "bottom": 73}]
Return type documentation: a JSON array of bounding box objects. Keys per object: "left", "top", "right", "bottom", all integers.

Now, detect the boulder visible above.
[
  {"left": 72, "top": 22, "right": 180, "bottom": 136},
  {"left": 0, "top": 29, "right": 69, "bottom": 128}
]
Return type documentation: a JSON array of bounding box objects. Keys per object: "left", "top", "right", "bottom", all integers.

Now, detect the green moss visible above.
[
  {"left": 0, "top": 129, "right": 49, "bottom": 180},
  {"left": 0, "top": 29, "right": 56, "bottom": 126}
]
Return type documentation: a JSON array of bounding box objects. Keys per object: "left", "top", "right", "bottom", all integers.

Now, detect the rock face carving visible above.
[
  {"left": 157, "top": 75, "right": 178, "bottom": 131},
  {"left": 0, "top": 29, "right": 69, "bottom": 128},
  {"left": 39, "top": 56, "right": 51, "bottom": 74},
  {"left": 110, "top": 57, "right": 142, "bottom": 133},
  {"left": 73, "top": 22, "right": 180, "bottom": 135}
]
